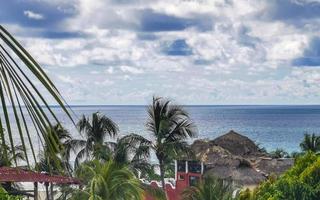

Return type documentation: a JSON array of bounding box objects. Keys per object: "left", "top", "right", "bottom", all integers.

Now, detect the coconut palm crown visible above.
[
  {"left": 300, "top": 133, "right": 320, "bottom": 153},
  {"left": 70, "top": 112, "right": 119, "bottom": 168}
]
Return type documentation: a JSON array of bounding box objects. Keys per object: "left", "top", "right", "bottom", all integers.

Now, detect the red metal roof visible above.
[{"left": 0, "top": 167, "right": 81, "bottom": 184}]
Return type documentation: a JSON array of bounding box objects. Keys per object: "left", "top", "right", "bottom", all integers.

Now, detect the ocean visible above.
[{"left": 49, "top": 105, "right": 320, "bottom": 154}]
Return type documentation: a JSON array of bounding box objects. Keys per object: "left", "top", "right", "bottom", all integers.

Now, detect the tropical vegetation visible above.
[
  {"left": 68, "top": 112, "right": 119, "bottom": 168},
  {"left": 300, "top": 133, "right": 320, "bottom": 153},
  {"left": 239, "top": 152, "right": 320, "bottom": 200},
  {"left": 139, "top": 96, "right": 197, "bottom": 190},
  {"left": 0, "top": 25, "right": 74, "bottom": 170},
  {"left": 181, "top": 176, "right": 234, "bottom": 200},
  {"left": 0, "top": 186, "right": 22, "bottom": 200},
  {"left": 72, "top": 160, "right": 144, "bottom": 200}
]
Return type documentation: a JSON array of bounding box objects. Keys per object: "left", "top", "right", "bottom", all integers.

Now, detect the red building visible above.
[{"left": 145, "top": 160, "right": 205, "bottom": 200}]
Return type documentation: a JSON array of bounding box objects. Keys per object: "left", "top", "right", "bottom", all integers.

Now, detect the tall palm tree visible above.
[
  {"left": 300, "top": 133, "right": 320, "bottom": 153},
  {"left": 147, "top": 97, "right": 197, "bottom": 190},
  {"left": 69, "top": 112, "right": 119, "bottom": 168},
  {"left": 181, "top": 176, "right": 234, "bottom": 200},
  {"left": 0, "top": 25, "right": 74, "bottom": 168},
  {"left": 129, "top": 97, "right": 197, "bottom": 191}
]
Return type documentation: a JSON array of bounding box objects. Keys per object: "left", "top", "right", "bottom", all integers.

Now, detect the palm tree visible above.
[
  {"left": 129, "top": 97, "right": 197, "bottom": 191},
  {"left": 181, "top": 176, "right": 234, "bottom": 200},
  {"left": 72, "top": 160, "right": 145, "bottom": 200},
  {"left": 300, "top": 133, "right": 320, "bottom": 153},
  {"left": 0, "top": 133, "right": 25, "bottom": 167},
  {"left": 0, "top": 130, "right": 26, "bottom": 197},
  {"left": 148, "top": 97, "right": 197, "bottom": 190},
  {"left": 108, "top": 134, "right": 153, "bottom": 178},
  {"left": 36, "top": 124, "right": 73, "bottom": 200},
  {"left": 37, "top": 123, "right": 73, "bottom": 174},
  {"left": 69, "top": 112, "right": 119, "bottom": 168},
  {"left": 0, "top": 25, "right": 74, "bottom": 167}
]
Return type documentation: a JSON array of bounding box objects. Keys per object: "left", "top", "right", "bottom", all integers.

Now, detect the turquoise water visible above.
[{"left": 49, "top": 105, "right": 320, "bottom": 153}]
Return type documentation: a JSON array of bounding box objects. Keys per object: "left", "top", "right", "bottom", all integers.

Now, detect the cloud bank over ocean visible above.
[{"left": 1, "top": 0, "right": 320, "bottom": 105}]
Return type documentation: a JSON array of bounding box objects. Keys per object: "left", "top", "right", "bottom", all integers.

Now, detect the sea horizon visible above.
[
  {"left": 47, "top": 104, "right": 320, "bottom": 107},
  {"left": 36, "top": 105, "right": 320, "bottom": 154}
]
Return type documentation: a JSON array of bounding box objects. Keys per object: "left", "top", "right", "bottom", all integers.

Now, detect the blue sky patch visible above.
[
  {"left": 0, "top": 0, "right": 75, "bottom": 29},
  {"left": 139, "top": 9, "right": 212, "bottom": 32},
  {"left": 162, "top": 39, "right": 193, "bottom": 56},
  {"left": 292, "top": 37, "right": 320, "bottom": 67},
  {"left": 40, "top": 31, "right": 87, "bottom": 39},
  {"left": 263, "top": 0, "right": 320, "bottom": 23}
]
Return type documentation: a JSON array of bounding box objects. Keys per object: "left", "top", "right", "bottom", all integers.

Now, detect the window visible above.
[
  {"left": 177, "top": 160, "right": 186, "bottom": 172},
  {"left": 189, "top": 176, "right": 200, "bottom": 186},
  {"left": 188, "top": 161, "right": 201, "bottom": 173},
  {"left": 178, "top": 174, "right": 185, "bottom": 180}
]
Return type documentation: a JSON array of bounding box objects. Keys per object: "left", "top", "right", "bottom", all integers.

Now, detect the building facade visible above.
[{"left": 145, "top": 160, "right": 204, "bottom": 200}]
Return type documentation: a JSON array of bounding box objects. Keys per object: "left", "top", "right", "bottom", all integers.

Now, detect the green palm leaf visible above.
[{"left": 0, "top": 25, "right": 74, "bottom": 169}]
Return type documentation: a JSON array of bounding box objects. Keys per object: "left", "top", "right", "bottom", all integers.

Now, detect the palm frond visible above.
[{"left": 0, "top": 25, "right": 75, "bottom": 169}]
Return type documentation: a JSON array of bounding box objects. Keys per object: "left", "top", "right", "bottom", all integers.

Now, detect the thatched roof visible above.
[
  {"left": 191, "top": 130, "right": 293, "bottom": 186},
  {"left": 205, "top": 166, "right": 266, "bottom": 186},
  {"left": 212, "top": 130, "right": 262, "bottom": 156},
  {"left": 255, "top": 158, "right": 294, "bottom": 176}
]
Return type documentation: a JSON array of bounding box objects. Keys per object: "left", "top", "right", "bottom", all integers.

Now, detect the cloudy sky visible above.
[{"left": 1, "top": 0, "right": 320, "bottom": 105}]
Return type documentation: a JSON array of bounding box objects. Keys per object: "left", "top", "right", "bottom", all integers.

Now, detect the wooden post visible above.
[
  {"left": 45, "top": 182, "right": 49, "bottom": 200},
  {"left": 33, "top": 182, "right": 38, "bottom": 200},
  {"left": 50, "top": 183, "right": 54, "bottom": 200}
]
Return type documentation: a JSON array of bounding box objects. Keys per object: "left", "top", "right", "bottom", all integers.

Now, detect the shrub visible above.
[
  {"left": 254, "top": 152, "right": 320, "bottom": 200},
  {"left": 0, "top": 187, "right": 22, "bottom": 200}
]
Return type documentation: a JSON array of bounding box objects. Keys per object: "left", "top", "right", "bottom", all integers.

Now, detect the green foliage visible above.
[
  {"left": 108, "top": 133, "right": 154, "bottom": 178},
  {"left": 72, "top": 160, "right": 165, "bottom": 200},
  {"left": 73, "top": 160, "right": 143, "bottom": 200},
  {"left": 0, "top": 187, "right": 22, "bottom": 200},
  {"left": 238, "top": 188, "right": 257, "bottom": 200},
  {"left": 36, "top": 123, "right": 72, "bottom": 174},
  {"left": 71, "top": 112, "right": 119, "bottom": 169},
  {"left": 181, "top": 176, "right": 234, "bottom": 200},
  {"left": 144, "top": 96, "right": 197, "bottom": 189},
  {"left": 254, "top": 152, "right": 320, "bottom": 200},
  {"left": 0, "top": 131, "right": 25, "bottom": 167},
  {"left": 269, "top": 148, "right": 290, "bottom": 158},
  {"left": 0, "top": 25, "right": 74, "bottom": 169},
  {"left": 300, "top": 133, "right": 320, "bottom": 153}
]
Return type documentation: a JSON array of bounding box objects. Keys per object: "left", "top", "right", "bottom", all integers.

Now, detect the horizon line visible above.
[{"left": 50, "top": 104, "right": 320, "bottom": 107}]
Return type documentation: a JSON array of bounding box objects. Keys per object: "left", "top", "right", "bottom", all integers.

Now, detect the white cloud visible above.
[
  {"left": 120, "top": 66, "right": 144, "bottom": 74},
  {"left": 105, "top": 67, "right": 114, "bottom": 74},
  {"left": 5, "top": 0, "right": 320, "bottom": 104},
  {"left": 23, "top": 10, "right": 45, "bottom": 20},
  {"left": 57, "top": 75, "right": 75, "bottom": 84},
  {"left": 95, "top": 79, "right": 114, "bottom": 86}
]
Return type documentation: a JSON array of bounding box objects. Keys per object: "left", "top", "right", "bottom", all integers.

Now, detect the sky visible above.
[{"left": 1, "top": 0, "right": 320, "bottom": 105}]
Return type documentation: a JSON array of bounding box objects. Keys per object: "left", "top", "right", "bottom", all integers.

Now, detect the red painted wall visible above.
[{"left": 145, "top": 172, "right": 202, "bottom": 200}]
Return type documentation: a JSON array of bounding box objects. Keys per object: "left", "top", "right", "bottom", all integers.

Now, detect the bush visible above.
[
  {"left": 238, "top": 188, "right": 257, "bottom": 200},
  {"left": 253, "top": 152, "right": 320, "bottom": 200},
  {"left": 0, "top": 187, "right": 22, "bottom": 200}
]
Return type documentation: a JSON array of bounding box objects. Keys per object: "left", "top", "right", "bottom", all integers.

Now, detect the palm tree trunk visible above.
[
  {"left": 45, "top": 182, "right": 49, "bottom": 200},
  {"left": 159, "top": 159, "right": 166, "bottom": 191}
]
